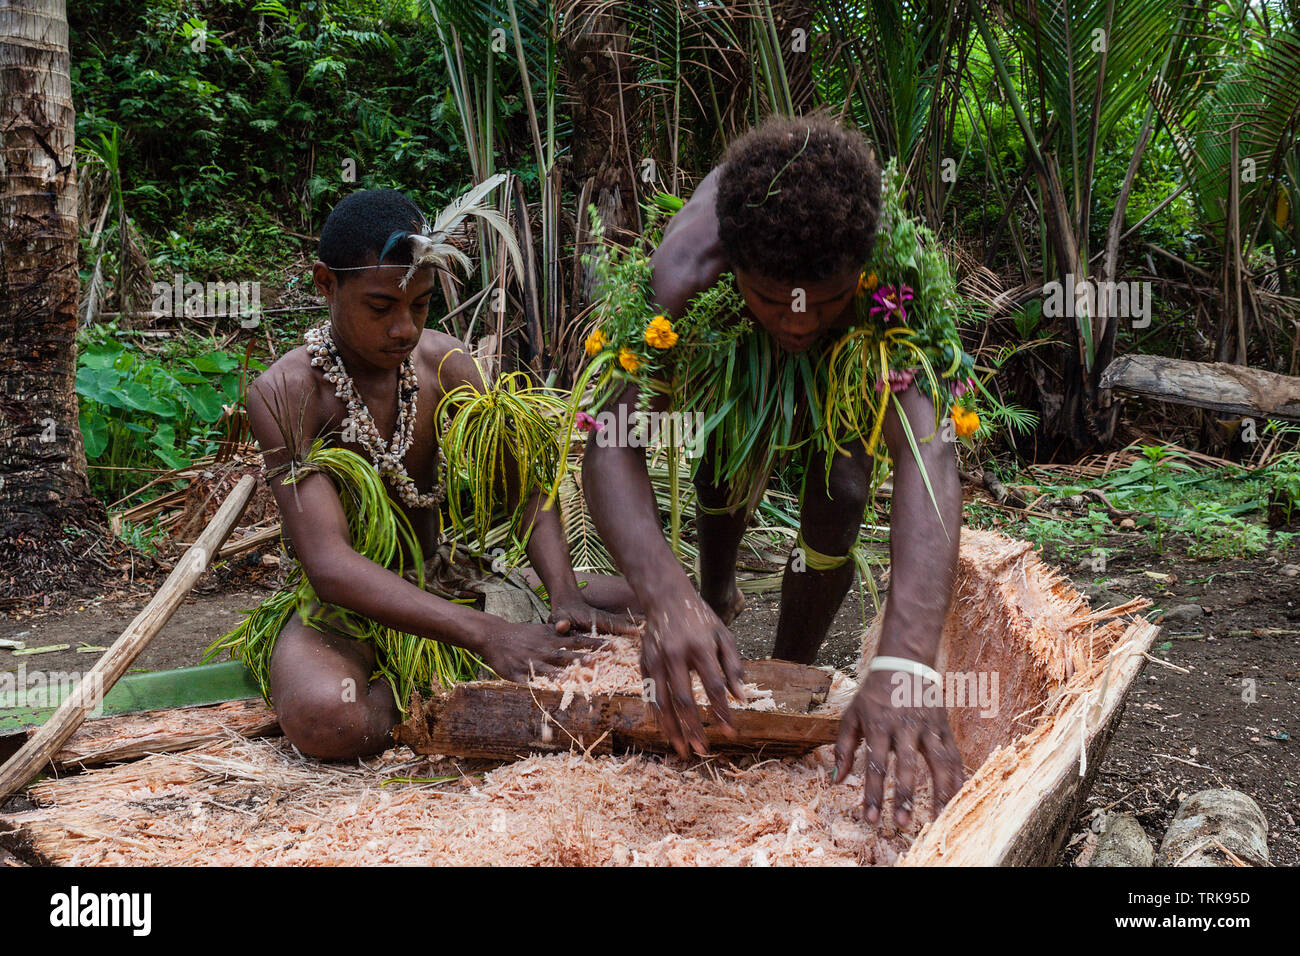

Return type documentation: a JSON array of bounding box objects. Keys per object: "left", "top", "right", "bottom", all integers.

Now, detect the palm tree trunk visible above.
[
  {"left": 0, "top": 0, "right": 103, "bottom": 588},
  {"left": 558, "top": 1, "right": 640, "bottom": 336}
]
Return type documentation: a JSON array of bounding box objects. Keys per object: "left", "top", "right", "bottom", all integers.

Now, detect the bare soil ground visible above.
[{"left": 2, "top": 532, "right": 1296, "bottom": 866}]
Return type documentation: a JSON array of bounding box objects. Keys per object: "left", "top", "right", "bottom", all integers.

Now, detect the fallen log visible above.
[
  {"left": 46, "top": 699, "right": 278, "bottom": 769},
  {"left": 1100, "top": 354, "right": 1300, "bottom": 422},
  {"left": 1157, "top": 789, "right": 1270, "bottom": 867},
  {"left": 1089, "top": 812, "right": 1155, "bottom": 867}
]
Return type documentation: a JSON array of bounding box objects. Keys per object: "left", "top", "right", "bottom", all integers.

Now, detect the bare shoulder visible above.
[
  {"left": 416, "top": 328, "right": 485, "bottom": 394},
  {"left": 652, "top": 165, "right": 730, "bottom": 318},
  {"left": 246, "top": 347, "right": 325, "bottom": 461}
]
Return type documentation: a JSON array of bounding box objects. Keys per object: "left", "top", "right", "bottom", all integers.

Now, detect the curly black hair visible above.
[
  {"left": 715, "top": 113, "right": 881, "bottom": 283},
  {"left": 319, "top": 188, "right": 427, "bottom": 282}
]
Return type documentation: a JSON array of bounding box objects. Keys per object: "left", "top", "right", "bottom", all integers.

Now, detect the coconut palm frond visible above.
[{"left": 558, "top": 469, "right": 614, "bottom": 574}]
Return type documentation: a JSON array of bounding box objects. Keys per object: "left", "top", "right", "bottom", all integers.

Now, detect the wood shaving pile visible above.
[
  {"left": 3, "top": 731, "right": 922, "bottom": 866},
  {"left": 530, "top": 634, "right": 778, "bottom": 712}
]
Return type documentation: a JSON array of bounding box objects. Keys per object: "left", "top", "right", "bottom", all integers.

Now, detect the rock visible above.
[
  {"left": 1282, "top": 564, "right": 1300, "bottom": 578},
  {"left": 1084, "top": 584, "right": 1126, "bottom": 609},
  {"left": 1157, "top": 790, "right": 1270, "bottom": 866},
  {"left": 1119, "top": 517, "right": 1136, "bottom": 530},
  {"left": 1160, "top": 604, "right": 1205, "bottom": 624},
  {"left": 1089, "top": 813, "right": 1155, "bottom": 867}
]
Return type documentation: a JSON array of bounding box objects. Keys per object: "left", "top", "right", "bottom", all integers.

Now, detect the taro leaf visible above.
[
  {"left": 119, "top": 381, "right": 173, "bottom": 417},
  {"left": 79, "top": 340, "right": 126, "bottom": 369},
  {"left": 151, "top": 421, "right": 177, "bottom": 450},
  {"left": 187, "top": 352, "right": 239, "bottom": 374},
  {"left": 75, "top": 365, "right": 126, "bottom": 409},
  {"left": 184, "top": 382, "right": 226, "bottom": 423},
  {"left": 79, "top": 409, "right": 109, "bottom": 458},
  {"left": 151, "top": 442, "right": 190, "bottom": 470}
]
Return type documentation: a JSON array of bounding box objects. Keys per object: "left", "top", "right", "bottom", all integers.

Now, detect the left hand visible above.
[
  {"left": 548, "top": 596, "right": 642, "bottom": 637},
  {"left": 832, "top": 670, "right": 965, "bottom": 826}
]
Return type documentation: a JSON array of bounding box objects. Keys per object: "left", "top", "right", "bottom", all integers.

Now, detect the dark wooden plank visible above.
[
  {"left": 1100, "top": 354, "right": 1300, "bottom": 421},
  {"left": 395, "top": 660, "right": 840, "bottom": 760},
  {"left": 743, "top": 659, "right": 832, "bottom": 713}
]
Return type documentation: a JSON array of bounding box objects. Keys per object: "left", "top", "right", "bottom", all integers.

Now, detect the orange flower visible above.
[
  {"left": 584, "top": 329, "right": 607, "bottom": 357},
  {"left": 952, "top": 406, "right": 980, "bottom": 439},
  {"left": 644, "top": 315, "right": 678, "bottom": 349},
  {"left": 618, "top": 348, "right": 641, "bottom": 372},
  {"left": 857, "top": 271, "right": 879, "bottom": 296}
]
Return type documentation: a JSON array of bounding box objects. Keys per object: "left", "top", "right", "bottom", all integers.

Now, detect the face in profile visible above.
[
  {"left": 733, "top": 264, "right": 860, "bottom": 353},
  {"left": 313, "top": 260, "right": 436, "bottom": 370}
]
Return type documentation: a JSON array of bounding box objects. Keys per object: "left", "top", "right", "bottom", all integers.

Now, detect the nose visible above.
[{"left": 390, "top": 315, "right": 418, "bottom": 341}]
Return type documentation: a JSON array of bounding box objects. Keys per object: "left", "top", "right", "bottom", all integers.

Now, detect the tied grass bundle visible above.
[
  {"left": 206, "top": 442, "right": 480, "bottom": 714},
  {"left": 436, "top": 369, "right": 568, "bottom": 560}
]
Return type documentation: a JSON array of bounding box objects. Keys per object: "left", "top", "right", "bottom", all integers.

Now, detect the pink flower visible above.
[
  {"left": 874, "top": 367, "right": 917, "bottom": 394},
  {"left": 575, "top": 411, "right": 603, "bottom": 433},
  {"left": 869, "top": 284, "right": 914, "bottom": 323},
  {"left": 950, "top": 376, "right": 975, "bottom": 399}
]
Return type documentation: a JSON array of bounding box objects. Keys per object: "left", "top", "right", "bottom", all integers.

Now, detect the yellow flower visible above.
[
  {"left": 644, "top": 315, "right": 679, "bottom": 349},
  {"left": 618, "top": 348, "right": 641, "bottom": 372},
  {"left": 952, "top": 406, "right": 980, "bottom": 439},
  {"left": 584, "top": 329, "right": 607, "bottom": 357},
  {"left": 857, "top": 271, "right": 878, "bottom": 296}
]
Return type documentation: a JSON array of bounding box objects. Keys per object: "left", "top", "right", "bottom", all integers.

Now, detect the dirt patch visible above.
[
  {"left": 0, "top": 583, "right": 274, "bottom": 679},
  {"left": 1036, "top": 533, "right": 1299, "bottom": 866}
]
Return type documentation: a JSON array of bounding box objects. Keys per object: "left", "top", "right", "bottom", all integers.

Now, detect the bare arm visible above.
[
  {"left": 834, "top": 385, "right": 965, "bottom": 824},
  {"left": 580, "top": 209, "right": 747, "bottom": 756}
]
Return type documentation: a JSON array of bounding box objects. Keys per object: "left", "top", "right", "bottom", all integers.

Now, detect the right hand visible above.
[
  {"left": 477, "top": 621, "right": 604, "bottom": 683},
  {"left": 641, "top": 592, "right": 748, "bottom": 758}
]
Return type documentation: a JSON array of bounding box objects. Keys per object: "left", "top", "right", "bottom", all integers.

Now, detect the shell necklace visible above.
[{"left": 305, "top": 324, "right": 445, "bottom": 509}]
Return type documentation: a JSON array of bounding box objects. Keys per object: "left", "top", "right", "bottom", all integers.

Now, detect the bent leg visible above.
[
  {"left": 574, "top": 573, "right": 644, "bottom": 618},
  {"left": 268, "top": 608, "right": 399, "bottom": 760},
  {"left": 693, "top": 449, "right": 751, "bottom": 625},
  {"left": 772, "top": 443, "right": 869, "bottom": 664}
]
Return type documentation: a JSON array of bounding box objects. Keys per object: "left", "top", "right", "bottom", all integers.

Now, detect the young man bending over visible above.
[{"left": 583, "top": 116, "right": 965, "bottom": 824}]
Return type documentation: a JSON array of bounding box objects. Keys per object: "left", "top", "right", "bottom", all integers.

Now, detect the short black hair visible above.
[
  {"left": 319, "top": 188, "right": 428, "bottom": 281},
  {"left": 716, "top": 113, "right": 881, "bottom": 283}
]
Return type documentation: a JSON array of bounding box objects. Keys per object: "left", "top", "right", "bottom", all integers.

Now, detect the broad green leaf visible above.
[
  {"left": 184, "top": 383, "right": 226, "bottom": 423},
  {"left": 188, "top": 352, "right": 239, "bottom": 374},
  {"left": 79, "top": 410, "right": 109, "bottom": 459}
]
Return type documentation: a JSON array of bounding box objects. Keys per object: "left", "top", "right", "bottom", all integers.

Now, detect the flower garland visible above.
[{"left": 305, "top": 324, "right": 446, "bottom": 510}]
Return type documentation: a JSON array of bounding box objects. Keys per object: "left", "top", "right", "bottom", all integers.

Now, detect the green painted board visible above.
[{"left": 0, "top": 660, "right": 261, "bottom": 736}]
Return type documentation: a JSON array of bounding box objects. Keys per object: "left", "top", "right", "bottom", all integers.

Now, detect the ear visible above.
[{"left": 312, "top": 261, "right": 336, "bottom": 299}]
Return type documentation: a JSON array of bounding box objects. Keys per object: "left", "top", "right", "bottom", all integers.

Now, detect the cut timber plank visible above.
[
  {"left": 899, "top": 618, "right": 1158, "bottom": 866},
  {"left": 395, "top": 660, "right": 837, "bottom": 760},
  {"left": 1100, "top": 354, "right": 1300, "bottom": 421},
  {"left": 48, "top": 699, "right": 277, "bottom": 769}
]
